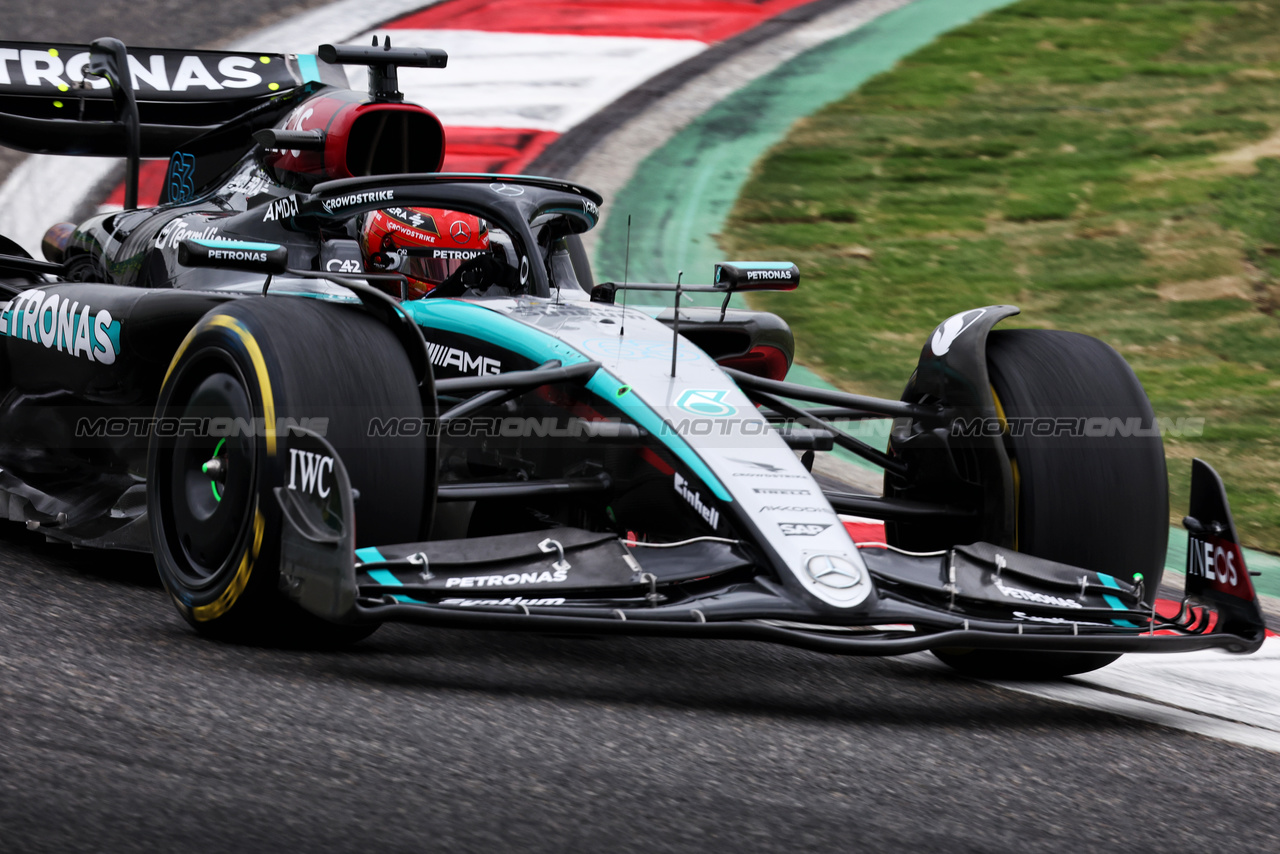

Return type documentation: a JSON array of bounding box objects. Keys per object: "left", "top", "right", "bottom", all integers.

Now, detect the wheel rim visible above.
[{"left": 162, "top": 361, "right": 258, "bottom": 589}]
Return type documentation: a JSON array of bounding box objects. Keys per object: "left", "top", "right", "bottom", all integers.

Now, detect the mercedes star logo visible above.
[
  {"left": 805, "top": 555, "right": 862, "bottom": 589},
  {"left": 450, "top": 220, "right": 471, "bottom": 243},
  {"left": 489, "top": 182, "right": 524, "bottom": 197}
]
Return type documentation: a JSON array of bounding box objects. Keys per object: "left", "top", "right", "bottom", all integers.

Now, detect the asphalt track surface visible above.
[
  {"left": 6, "top": 526, "right": 1280, "bottom": 854},
  {"left": 3, "top": 3, "right": 1280, "bottom": 852}
]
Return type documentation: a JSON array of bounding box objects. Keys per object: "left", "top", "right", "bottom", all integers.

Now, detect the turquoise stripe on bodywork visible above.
[
  {"left": 192, "top": 239, "right": 283, "bottom": 252},
  {"left": 1097, "top": 572, "right": 1138, "bottom": 627},
  {"left": 356, "top": 546, "right": 399, "bottom": 586},
  {"left": 401, "top": 299, "right": 730, "bottom": 502},
  {"left": 297, "top": 54, "right": 321, "bottom": 84},
  {"left": 355, "top": 547, "right": 417, "bottom": 602},
  {"left": 402, "top": 300, "right": 589, "bottom": 368},
  {"left": 366, "top": 569, "right": 401, "bottom": 586},
  {"left": 585, "top": 372, "right": 730, "bottom": 501},
  {"left": 355, "top": 546, "right": 386, "bottom": 564}
]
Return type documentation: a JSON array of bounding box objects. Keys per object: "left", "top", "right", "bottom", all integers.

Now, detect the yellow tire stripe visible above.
[
  {"left": 163, "top": 312, "right": 278, "bottom": 623},
  {"left": 192, "top": 509, "right": 265, "bottom": 622},
  {"left": 162, "top": 314, "right": 277, "bottom": 456},
  {"left": 203, "top": 315, "right": 277, "bottom": 457}
]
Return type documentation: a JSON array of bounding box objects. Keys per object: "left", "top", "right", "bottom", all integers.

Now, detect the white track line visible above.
[
  {"left": 353, "top": 29, "right": 704, "bottom": 132},
  {"left": 898, "top": 639, "right": 1280, "bottom": 754},
  {"left": 994, "top": 638, "right": 1280, "bottom": 754}
]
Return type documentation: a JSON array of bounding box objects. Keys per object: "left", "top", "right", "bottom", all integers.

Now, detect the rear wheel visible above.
[
  {"left": 933, "top": 329, "right": 1168, "bottom": 679},
  {"left": 148, "top": 297, "right": 429, "bottom": 644}
]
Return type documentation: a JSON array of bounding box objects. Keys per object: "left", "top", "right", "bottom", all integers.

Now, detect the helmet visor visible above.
[{"left": 401, "top": 247, "right": 491, "bottom": 288}]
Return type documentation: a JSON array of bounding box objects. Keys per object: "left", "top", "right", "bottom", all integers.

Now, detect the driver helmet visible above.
[{"left": 359, "top": 206, "right": 489, "bottom": 298}]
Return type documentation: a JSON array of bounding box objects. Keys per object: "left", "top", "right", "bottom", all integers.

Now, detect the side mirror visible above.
[
  {"left": 179, "top": 239, "right": 289, "bottom": 275},
  {"left": 713, "top": 261, "right": 799, "bottom": 292}
]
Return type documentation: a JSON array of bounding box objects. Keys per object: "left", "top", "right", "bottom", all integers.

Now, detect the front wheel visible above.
[
  {"left": 933, "top": 329, "right": 1168, "bottom": 679},
  {"left": 147, "top": 297, "right": 430, "bottom": 644}
]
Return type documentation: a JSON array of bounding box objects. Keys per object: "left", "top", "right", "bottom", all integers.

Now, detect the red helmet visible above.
[{"left": 359, "top": 206, "right": 490, "bottom": 298}]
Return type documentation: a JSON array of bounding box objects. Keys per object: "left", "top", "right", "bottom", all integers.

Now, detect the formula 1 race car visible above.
[{"left": 0, "top": 36, "right": 1266, "bottom": 678}]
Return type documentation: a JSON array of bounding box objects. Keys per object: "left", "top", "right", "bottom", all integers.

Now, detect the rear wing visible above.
[{"left": 0, "top": 41, "right": 347, "bottom": 157}]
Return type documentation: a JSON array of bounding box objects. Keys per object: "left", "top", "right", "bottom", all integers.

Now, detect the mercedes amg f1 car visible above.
[{"left": 0, "top": 36, "right": 1266, "bottom": 677}]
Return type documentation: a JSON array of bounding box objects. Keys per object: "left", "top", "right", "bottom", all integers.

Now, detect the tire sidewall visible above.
[
  {"left": 148, "top": 313, "right": 282, "bottom": 629},
  {"left": 148, "top": 297, "right": 429, "bottom": 640},
  {"left": 934, "top": 328, "right": 1170, "bottom": 678}
]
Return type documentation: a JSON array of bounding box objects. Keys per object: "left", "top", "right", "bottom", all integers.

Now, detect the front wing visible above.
[{"left": 274, "top": 429, "right": 1267, "bottom": 658}]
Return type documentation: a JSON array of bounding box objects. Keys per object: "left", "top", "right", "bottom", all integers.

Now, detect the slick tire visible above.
[
  {"left": 933, "top": 329, "right": 1168, "bottom": 679},
  {"left": 148, "top": 297, "right": 428, "bottom": 645}
]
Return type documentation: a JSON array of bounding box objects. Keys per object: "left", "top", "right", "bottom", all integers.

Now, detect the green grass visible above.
[{"left": 722, "top": 0, "right": 1280, "bottom": 552}]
